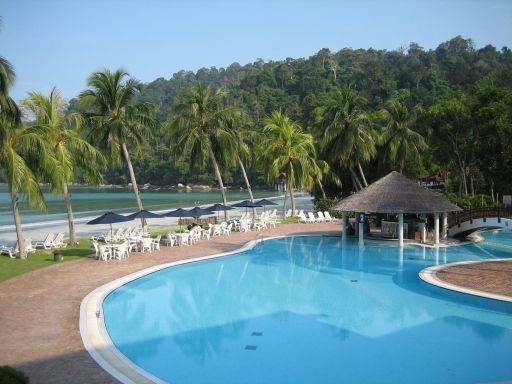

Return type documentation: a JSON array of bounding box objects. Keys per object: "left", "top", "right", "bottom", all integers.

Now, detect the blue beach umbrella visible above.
[
  {"left": 127, "top": 209, "right": 164, "bottom": 229},
  {"left": 206, "top": 203, "right": 235, "bottom": 221},
  {"left": 231, "top": 200, "right": 262, "bottom": 215},
  {"left": 87, "top": 212, "right": 132, "bottom": 240},
  {"left": 255, "top": 198, "right": 278, "bottom": 212},
  {"left": 186, "top": 206, "right": 214, "bottom": 218},
  {"left": 162, "top": 208, "right": 190, "bottom": 230}
]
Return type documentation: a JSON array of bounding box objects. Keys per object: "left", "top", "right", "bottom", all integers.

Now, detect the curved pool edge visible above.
[
  {"left": 419, "top": 259, "right": 512, "bottom": 303},
  {"left": 79, "top": 234, "right": 306, "bottom": 384}
]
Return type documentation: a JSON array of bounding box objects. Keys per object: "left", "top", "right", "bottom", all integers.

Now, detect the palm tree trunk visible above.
[
  {"left": 289, "top": 167, "right": 296, "bottom": 215},
  {"left": 11, "top": 193, "right": 26, "bottom": 259},
  {"left": 238, "top": 157, "right": 256, "bottom": 217},
  {"left": 357, "top": 162, "right": 368, "bottom": 187},
  {"left": 121, "top": 142, "right": 144, "bottom": 211},
  {"left": 399, "top": 157, "right": 405, "bottom": 174},
  {"left": 209, "top": 148, "right": 228, "bottom": 221},
  {"left": 282, "top": 187, "right": 288, "bottom": 218},
  {"left": 317, "top": 178, "right": 326, "bottom": 199},
  {"left": 289, "top": 179, "right": 296, "bottom": 216},
  {"left": 63, "top": 182, "right": 76, "bottom": 245},
  {"left": 350, "top": 167, "right": 363, "bottom": 191}
]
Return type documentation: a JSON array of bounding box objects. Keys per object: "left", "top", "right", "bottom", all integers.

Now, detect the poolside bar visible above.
[{"left": 334, "top": 171, "right": 462, "bottom": 247}]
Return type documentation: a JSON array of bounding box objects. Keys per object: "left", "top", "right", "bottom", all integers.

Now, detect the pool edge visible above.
[{"left": 419, "top": 259, "right": 512, "bottom": 303}]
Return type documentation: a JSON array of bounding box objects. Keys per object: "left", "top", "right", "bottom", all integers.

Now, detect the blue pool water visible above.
[{"left": 103, "top": 231, "right": 512, "bottom": 384}]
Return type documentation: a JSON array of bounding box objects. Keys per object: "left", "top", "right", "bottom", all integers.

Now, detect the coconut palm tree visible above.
[
  {"left": 0, "top": 56, "right": 50, "bottom": 258},
  {"left": 226, "top": 112, "right": 258, "bottom": 202},
  {"left": 380, "top": 98, "right": 428, "bottom": 173},
  {"left": 168, "top": 83, "right": 236, "bottom": 219},
  {"left": 21, "top": 88, "right": 106, "bottom": 244},
  {"left": 79, "top": 69, "right": 158, "bottom": 211},
  {"left": 315, "top": 87, "right": 376, "bottom": 190},
  {"left": 259, "top": 110, "right": 320, "bottom": 215}
]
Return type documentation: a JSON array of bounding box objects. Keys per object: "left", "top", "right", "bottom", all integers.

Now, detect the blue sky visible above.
[{"left": 1, "top": 0, "right": 511, "bottom": 101}]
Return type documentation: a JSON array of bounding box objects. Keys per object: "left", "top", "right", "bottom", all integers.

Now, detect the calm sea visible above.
[{"left": 0, "top": 185, "right": 278, "bottom": 229}]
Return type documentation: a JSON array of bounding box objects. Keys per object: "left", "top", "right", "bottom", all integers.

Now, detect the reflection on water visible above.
[{"left": 103, "top": 232, "right": 512, "bottom": 384}]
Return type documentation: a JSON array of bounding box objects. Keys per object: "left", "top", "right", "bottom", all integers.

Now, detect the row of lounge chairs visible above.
[
  {"left": 0, "top": 232, "right": 66, "bottom": 258},
  {"left": 298, "top": 211, "right": 338, "bottom": 224}
]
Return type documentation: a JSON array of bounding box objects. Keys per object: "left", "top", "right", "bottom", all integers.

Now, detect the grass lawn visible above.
[{"left": 0, "top": 238, "right": 95, "bottom": 283}]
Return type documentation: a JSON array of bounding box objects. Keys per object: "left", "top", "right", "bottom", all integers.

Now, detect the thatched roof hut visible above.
[{"left": 334, "top": 171, "right": 461, "bottom": 213}]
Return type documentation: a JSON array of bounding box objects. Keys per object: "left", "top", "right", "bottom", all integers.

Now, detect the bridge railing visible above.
[{"left": 448, "top": 205, "right": 512, "bottom": 227}]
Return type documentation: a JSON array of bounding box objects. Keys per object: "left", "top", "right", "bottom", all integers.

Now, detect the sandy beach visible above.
[{"left": 0, "top": 195, "right": 314, "bottom": 244}]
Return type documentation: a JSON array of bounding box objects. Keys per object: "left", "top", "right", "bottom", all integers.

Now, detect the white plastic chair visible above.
[
  {"left": 307, "top": 212, "right": 318, "bottom": 223},
  {"left": 98, "top": 245, "right": 111, "bottom": 261},
  {"left": 298, "top": 212, "right": 310, "bottom": 224},
  {"left": 165, "top": 232, "right": 176, "bottom": 247},
  {"left": 316, "top": 212, "right": 326, "bottom": 222},
  {"left": 32, "top": 233, "right": 55, "bottom": 249},
  {"left": 178, "top": 233, "right": 190, "bottom": 246},
  {"left": 151, "top": 235, "right": 161, "bottom": 251},
  {"left": 223, "top": 223, "right": 233, "bottom": 236},
  {"left": 53, "top": 232, "right": 67, "bottom": 248},
  {"left": 141, "top": 237, "right": 153, "bottom": 253},
  {"left": 324, "top": 211, "right": 337, "bottom": 222}
]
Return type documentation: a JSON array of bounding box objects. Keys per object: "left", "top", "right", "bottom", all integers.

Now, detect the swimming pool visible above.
[{"left": 103, "top": 231, "right": 512, "bottom": 383}]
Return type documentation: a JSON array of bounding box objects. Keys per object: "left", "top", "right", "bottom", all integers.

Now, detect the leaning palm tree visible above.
[
  {"left": 259, "top": 110, "right": 320, "bottom": 215},
  {"left": 168, "top": 83, "right": 236, "bottom": 219},
  {"left": 79, "top": 69, "right": 158, "bottom": 211},
  {"left": 380, "top": 98, "right": 428, "bottom": 173},
  {"left": 315, "top": 87, "right": 376, "bottom": 190},
  {"left": 226, "top": 111, "right": 258, "bottom": 203},
  {"left": 22, "top": 88, "right": 106, "bottom": 244},
  {"left": 0, "top": 116, "right": 49, "bottom": 259}
]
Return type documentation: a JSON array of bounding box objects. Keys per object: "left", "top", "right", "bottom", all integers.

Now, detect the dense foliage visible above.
[{"left": 67, "top": 36, "right": 511, "bottom": 196}]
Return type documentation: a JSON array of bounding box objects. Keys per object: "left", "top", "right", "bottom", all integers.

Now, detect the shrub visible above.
[{"left": 0, "top": 366, "right": 29, "bottom": 384}]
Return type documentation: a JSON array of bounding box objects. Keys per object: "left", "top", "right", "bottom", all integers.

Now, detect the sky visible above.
[{"left": 1, "top": 0, "right": 511, "bottom": 102}]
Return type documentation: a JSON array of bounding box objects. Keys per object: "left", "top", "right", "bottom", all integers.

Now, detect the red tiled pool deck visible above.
[
  {"left": 434, "top": 259, "right": 512, "bottom": 298},
  {"left": 1, "top": 223, "right": 511, "bottom": 383}
]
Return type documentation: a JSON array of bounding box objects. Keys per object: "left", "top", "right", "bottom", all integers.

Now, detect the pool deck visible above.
[
  {"left": 428, "top": 259, "right": 512, "bottom": 300},
  {"left": 0, "top": 222, "right": 340, "bottom": 384},
  {"left": 1, "top": 223, "right": 511, "bottom": 384}
]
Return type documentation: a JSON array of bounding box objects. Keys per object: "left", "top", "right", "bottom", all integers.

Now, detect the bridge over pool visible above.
[{"left": 448, "top": 206, "right": 512, "bottom": 237}]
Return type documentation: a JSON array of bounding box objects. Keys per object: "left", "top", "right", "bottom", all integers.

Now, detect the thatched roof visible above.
[{"left": 334, "top": 171, "right": 462, "bottom": 214}]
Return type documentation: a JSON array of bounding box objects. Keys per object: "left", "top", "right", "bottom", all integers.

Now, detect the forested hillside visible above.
[{"left": 71, "top": 36, "right": 512, "bottom": 197}]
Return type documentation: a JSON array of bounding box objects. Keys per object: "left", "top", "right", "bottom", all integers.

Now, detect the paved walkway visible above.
[
  {"left": 0, "top": 222, "right": 339, "bottom": 384},
  {"left": 435, "top": 259, "right": 512, "bottom": 298}
]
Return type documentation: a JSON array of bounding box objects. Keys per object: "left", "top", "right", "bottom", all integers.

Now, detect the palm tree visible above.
[
  {"left": 380, "top": 98, "right": 428, "bottom": 173},
  {"left": 226, "top": 112, "right": 258, "bottom": 202},
  {"left": 79, "top": 69, "right": 158, "bottom": 211},
  {"left": 22, "top": 88, "right": 106, "bottom": 244},
  {"left": 0, "top": 56, "right": 50, "bottom": 259},
  {"left": 259, "top": 110, "right": 320, "bottom": 215},
  {"left": 168, "top": 83, "right": 236, "bottom": 219},
  {"left": 315, "top": 87, "right": 376, "bottom": 190}
]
